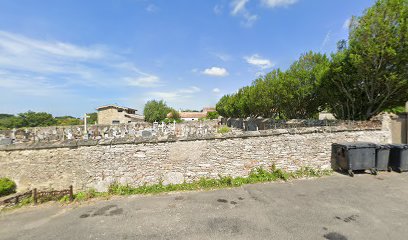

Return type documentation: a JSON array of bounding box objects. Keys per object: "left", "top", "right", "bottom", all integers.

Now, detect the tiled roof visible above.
[{"left": 179, "top": 112, "right": 207, "bottom": 118}]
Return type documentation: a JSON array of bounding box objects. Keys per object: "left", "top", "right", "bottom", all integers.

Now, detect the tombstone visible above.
[
  {"left": 0, "top": 138, "right": 13, "bottom": 145},
  {"left": 142, "top": 130, "right": 152, "bottom": 138},
  {"left": 247, "top": 121, "right": 258, "bottom": 131},
  {"left": 11, "top": 128, "right": 16, "bottom": 140},
  {"left": 67, "top": 130, "right": 73, "bottom": 140},
  {"left": 153, "top": 122, "right": 159, "bottom": 131}
]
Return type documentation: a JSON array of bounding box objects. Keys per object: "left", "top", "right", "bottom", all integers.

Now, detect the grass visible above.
[
  {"left": 217, "top": 126, "right": 231, "bottom": 134},
  {"left": 107, "top": 166, "right": 332, "bottom": 196},
  {"left": 1, "top": 166, "right": 332, "bottom": 211}
]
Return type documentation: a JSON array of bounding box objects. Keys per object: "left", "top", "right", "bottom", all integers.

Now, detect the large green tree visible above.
[
  {"left": 143, "top": 100, "right": 172, "bottom": 123},
  {"left": 278, "top": 52, "right": 329, "bottom": 119},
  {"left": 322, "top": 0, "right": 408, "bottom": 120}
]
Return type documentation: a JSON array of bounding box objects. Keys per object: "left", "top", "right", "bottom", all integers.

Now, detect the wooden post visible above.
[
  {"left": 15, "top": 195, "right": 19, "bottom": 205},
  {"left": 69, "top": 185, "right": 74, "bottom": 202},
  {"left": 32, "top": 188, "right": 38, "bottom": 205}
]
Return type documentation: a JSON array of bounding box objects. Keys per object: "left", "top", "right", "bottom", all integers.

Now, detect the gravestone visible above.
[
  {"left": 142, "top": 130, "right": 152, "bottom": 138},
  {"left": 0, "top": 138, "right": 13, "bottom": 145}
]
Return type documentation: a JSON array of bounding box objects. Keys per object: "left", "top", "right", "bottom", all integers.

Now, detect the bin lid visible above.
[
  {"left": 389, "top": 144, "right": 408, "bottom": 149},
  {"left": 332, "top": 142, "right": 377, "bottom": 149},
  {"left": 376, "top": 144, "right": 391, "bottom": 149}
]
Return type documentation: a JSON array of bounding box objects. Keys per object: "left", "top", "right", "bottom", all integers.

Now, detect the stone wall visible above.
[
  {"left": 0, "top": 125, "right": 390, "bottom": 192},
  {"left": 0, "top": 120, "right": 219, "bottom": 144}
]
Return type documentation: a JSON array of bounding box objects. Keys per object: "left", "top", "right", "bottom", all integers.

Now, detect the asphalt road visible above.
[{"left": 1, "top": 172, "right": 408, "bottom": 240}]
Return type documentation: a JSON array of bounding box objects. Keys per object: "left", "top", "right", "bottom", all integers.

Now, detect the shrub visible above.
[{"left": 0, "top": 178, "right": 17, "bottom": 197}]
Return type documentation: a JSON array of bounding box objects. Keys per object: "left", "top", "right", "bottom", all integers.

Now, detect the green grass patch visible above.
[{"left": 217, "top": 126, "right": 231, "bottom": 134}]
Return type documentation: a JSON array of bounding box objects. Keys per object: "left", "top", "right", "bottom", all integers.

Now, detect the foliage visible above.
[
  {"left": 55, "top": 116, "right": 83, "bottom": 126},
  {"left": 143, "top": 100, "right": 172, "bottom": 123},
  {"left": 384, "top": 106, "right": 406, "bottom": 114},
  {"left": 216, "top": 0, "right": 407, "bottom": 121},
  {"left": 321, "top": 0, "right": 408, "bottom": 120},
  {"left": 0, "top": 178, "right": 17, "bottom": 197},
  {"left": 217, "top": 126, "right": 231, "bottom": 134},
  {"left": 87, "top": 112, "right": 98, "bottom": 124},
  {"left": 216, "top": 52, "right": 328, "bottom": 119},
  {"left": 18, "top": 111, "right": 57, "bottom": 127},
  {"left": 0, "top": 114, "right": 13, "bottom": 119},
  {"left": 206, "top": 111, "right": 220, "bottom": 119}
]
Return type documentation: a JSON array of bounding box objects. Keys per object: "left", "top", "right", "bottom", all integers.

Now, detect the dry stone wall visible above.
[{"left": 0, "top": 126, "right": 390, "bottom": 192}]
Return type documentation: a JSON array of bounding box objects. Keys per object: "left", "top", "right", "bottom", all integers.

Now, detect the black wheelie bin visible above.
[
  {"left": 389, "top": 144, "right": 408, "bottom": 173},
  {"left": 332, "top": 142, "right": 377, "bottom": 177},
  {"left": 375, "top": 144, "right": 391, "bottom": 171}
]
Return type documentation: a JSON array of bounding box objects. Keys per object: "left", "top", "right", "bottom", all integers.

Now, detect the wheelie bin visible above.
[
  {"left": 389, "top": 144, "right": 408, "bottom": 173},
  {"left": 332, "top": 142, "right": 377, "bottom": 177},
  {"left": 375, "top": 144, "right": 391, "bottom": 171}
]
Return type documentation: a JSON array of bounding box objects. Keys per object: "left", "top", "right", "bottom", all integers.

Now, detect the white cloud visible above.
[
  {"left": 125, "top": 75, "right": 162, "bottom": 87},
  {"left": 261, "top": 0, "right": 298, "bottom": 8},
  {"left": 0, "top": 30, "right": 162, "bottom": 96},
  {"left": 343, "top": 18, "right": 351, "bottom": 30},
  {"left": 202, "top": 67, "right": 229, "bottom": 77},
  {"left": 245, "top": 54, "right": 274, "bottom": 69},
  {"left": 146, "top": 4, "right": 158, "bottom": 13},
  {"left": 148, "top": 86, "right": 201, "bottom": 102},
  {"left": 230, "top": 0, "right": 258, "bottom": 27},
  {"left": 212, "top": 88, "right": 221, "bottom": 93}
]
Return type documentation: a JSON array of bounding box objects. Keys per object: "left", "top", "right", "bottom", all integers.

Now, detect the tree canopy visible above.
[
  {"left": 143, "top": 100, "right": 180, "bottom": 123},
  {"left": 217, "top": 0, "right": 407, "bottom": 120}
]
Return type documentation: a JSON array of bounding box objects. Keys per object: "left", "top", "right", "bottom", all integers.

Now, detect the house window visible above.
[{"left": 112, "top": 120, "right": 120, "bottom": 124}]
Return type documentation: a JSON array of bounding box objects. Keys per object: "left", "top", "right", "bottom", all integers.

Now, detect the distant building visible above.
[
  {"left": 173, "top": 107, "right": 216, "bottom": 121},
  {"left": 96, "top": 105, "right": 144, "bottom": 125}
]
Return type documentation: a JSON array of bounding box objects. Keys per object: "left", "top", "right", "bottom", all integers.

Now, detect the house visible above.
[
  {"left": 175, "top": 107, "right": 217, "bottom": 121},
  {"left": 96, "top": 105, "right": 144, "bottom": 125}
]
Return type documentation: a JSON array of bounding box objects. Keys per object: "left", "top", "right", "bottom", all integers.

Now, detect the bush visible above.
[{"left": 0, "top": 178, "right": 17, "bottom": 197}]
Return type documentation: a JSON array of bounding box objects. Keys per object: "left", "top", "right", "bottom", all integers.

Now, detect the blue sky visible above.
[{"left": 0, "top": 0, "right": 375, "bottom": 117}]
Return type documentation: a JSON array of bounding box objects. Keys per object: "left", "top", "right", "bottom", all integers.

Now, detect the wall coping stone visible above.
[{"left": 0, "top": 126, "right": 382, "bottom": 152}]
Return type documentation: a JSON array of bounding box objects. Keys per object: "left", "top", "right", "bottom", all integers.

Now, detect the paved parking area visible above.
[{"left": 1, "top": 172, "right": 408, "bottom": 240}]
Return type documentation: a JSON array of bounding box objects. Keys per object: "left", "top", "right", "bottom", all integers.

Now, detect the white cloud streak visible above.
[
  {"left": 148, "top": 86, "right": 201, "bottom": 102},
  {"left": 0, "top": 30, "right": 161, "bottom": 97},
  {"left": 261, "top": 0, "right": 298, "bottom": 8},
  {"left": 230, "top": 0, "right": 258, "bottom": 27},
  {"left": 343, "top": 18, "right": 351, "bottom": 30},
  {"left": 202, "top": 67, "right": 229, "bottom": 77}
]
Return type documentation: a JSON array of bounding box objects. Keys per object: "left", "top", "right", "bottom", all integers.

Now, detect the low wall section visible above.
[{"left": 0, "top": 124, "right": 390, "bottom": 192}]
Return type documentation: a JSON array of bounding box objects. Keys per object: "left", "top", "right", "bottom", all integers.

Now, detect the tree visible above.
[
  {"left": 321, "top": 0, "right": 408, "bottom": 120},
  {"left": 207, "top": 111, "right": 220, "bottom": 119},
  {"left": 143, "top": 100, "right": 171, "bottom": 123},
  {"left": 279, "top": 51, "right": 330, "bottom": 119},
  {"left": 18, "top": 111, "right": 57, "bottom": 127},
  {"left": 87, "top": 112, "right": 98, "bottom": 124},
  {"left": 0, "top": 116, "right": 24, "bottom": 129}
]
